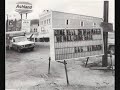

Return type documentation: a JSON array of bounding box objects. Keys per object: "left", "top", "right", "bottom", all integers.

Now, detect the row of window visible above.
[
  {"left": 74, "top": 45, "right": 102, "bottom": 53},
  {"left": 55, "top": 50, "right": 103, "bottom": 60},
  {"left": 23, "top": 21, "right": 29, "bottom": 24},
  {"left": 54, "top": 29, "right": 102, "bottom": 42},
  {"left": 41, "top": 19, "right": 51, "bottom": 25},
  {"left": 54, "top": 29, "right": 101, "bottom": 36},
  {"left": 55, "top": 35, "right": 94, "bottom": 42},
  {"left": 30, "top": 28, "right": 38, "bottom": 32},
  {"left": 55, "top": 45, "right": 103, "bottom": 55},
  {"left": 66, "top": 20, "right": 96, "bottom": 27}
]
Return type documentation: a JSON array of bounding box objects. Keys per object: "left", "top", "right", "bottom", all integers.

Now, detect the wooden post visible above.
[
  {"left": 102, "top": 1, "right": 109, "bottom": 67},
  {"left": 48, "top": 57, "right": 51, "bottom": 74},
  {"left": 85, "top": 57, "right": 89, "bottom": 67},
  {"left": 64, "top": 60, "right": 69, "bottom": 85}
]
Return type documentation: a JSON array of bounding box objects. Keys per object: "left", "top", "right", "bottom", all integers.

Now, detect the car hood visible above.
[{"left": 13, "top": 41, "right": 35, "bottom": 46}]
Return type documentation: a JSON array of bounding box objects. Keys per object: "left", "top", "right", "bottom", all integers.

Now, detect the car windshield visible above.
[{"left": 14, "top": 36, "right": 27, "bottom": 42}]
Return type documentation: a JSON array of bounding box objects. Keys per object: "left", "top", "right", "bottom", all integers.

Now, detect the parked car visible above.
[
  {"left": 6, "top": 31, "right": 35, "bottom": 52},
  {"left": 11, "top": 36, "right": 35, "bottom": 52}
]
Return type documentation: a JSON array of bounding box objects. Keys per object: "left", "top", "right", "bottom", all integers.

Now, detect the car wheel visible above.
[
  {"left": 10, "top": 47, "right": 13, "bottom": 50},
  {"left": 110, "top": 46, "right": 115, "bottom": 55},
  {"left": 30, "top": 47, "right": 34, "bottom": 51},
  {"left": 17, "top": 47, "right": 21, "bottom": 53}
]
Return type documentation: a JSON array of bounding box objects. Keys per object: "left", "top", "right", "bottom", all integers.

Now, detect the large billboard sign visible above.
[
  {"left": 21, "top": 19, "right": 30, "bottom": 32},
  {"left": 50, "top": 28, "right": 104, "bottom": 61},
  {"left": 15, "top": 2, "right": 32, "bottom": 14}
]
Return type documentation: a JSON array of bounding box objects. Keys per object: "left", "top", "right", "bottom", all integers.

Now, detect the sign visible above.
[
  {"left": 50, "top": 28, "right": 104, "bottom": 61},
  {"left": 100, "top": 22, "right": 113, "bottom": 32},
  {"left": 15, "top": 2, "right": 32, "bottom": 14},
  {"left": 21, "top": 19, "right": 30, "bottom": 32}
]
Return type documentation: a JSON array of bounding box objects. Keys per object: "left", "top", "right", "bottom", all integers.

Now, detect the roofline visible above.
[{"left": 52, "top": 10, "right": 103, "bottom": 20}]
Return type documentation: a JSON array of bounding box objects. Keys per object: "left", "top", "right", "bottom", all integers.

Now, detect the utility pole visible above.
[{"left": 102, "top": 1, "right": 109, "bottom": 67}]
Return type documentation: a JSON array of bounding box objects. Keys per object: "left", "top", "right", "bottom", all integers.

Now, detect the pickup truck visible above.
[
  {"left": 6, "top": 31, "right": 35, "bottom": 52},
  {"left": 11, "top": 36, "right": 35, "bottom": 52}
]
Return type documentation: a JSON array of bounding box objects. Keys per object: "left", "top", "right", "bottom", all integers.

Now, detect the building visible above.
[
  {"left": 30, "top": 19, "right": 39, "bottom": 33},
  {"left": 39, "top": 10, "right": 104, "bottom": 61},
  {"left": 38, "top": 10, "right": 103, "bottom": 41},
  {"left": 29, "top": 10, "right": 103, "bottom": 42}
]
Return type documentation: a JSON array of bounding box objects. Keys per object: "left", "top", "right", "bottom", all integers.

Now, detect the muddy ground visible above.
[{"left": 5, "top": 42, "right": 114, "bottom": 90}]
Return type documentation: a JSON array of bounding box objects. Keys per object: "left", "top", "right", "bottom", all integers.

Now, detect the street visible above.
[{"left": 5, "top": 42, "right": 114, "bottom": 90}]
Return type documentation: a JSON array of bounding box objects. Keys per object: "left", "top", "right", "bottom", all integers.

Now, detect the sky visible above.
[{"left": 5, "top": 0, "right": 114, "bottom": 28}]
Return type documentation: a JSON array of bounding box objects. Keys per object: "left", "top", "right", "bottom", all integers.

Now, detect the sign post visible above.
[
  {"left": 64, "top": 60, "right": 69, "bottom": 85},
  {"left": 48, "top": 57, "right": 51, "bottom": 74},
  {"left": 102, "top": 1, "right": 110, "bottom": 67}
]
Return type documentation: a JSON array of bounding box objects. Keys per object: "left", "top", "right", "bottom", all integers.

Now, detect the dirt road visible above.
[{"left": 5, "top": 42, "right": 114, "bottom": 90}]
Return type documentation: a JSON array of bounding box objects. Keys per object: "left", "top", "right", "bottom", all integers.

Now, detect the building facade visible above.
[
  {"left": 39, "top": 10, "right": 103, "bottom": 38},
  {"left": 38, "top": 10, "right": 104, "bottom": 60}
]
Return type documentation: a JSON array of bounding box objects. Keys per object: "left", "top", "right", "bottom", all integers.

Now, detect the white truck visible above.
[{"left": 6, "top": 31, "right": 35, "bottom": 52}]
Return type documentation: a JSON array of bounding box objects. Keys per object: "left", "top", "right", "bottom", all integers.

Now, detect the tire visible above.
[
  {"left": 10, "top": 47, "right": 13, "bottom": 50},
  {"left": 17, "top": 47, "right": 21, "bottom": 53},
  {"left": 30, "top": 47, "right": 34, "bottom": 51},
  {"left": 109, "top": 46, "right": 115, "bottom": 55}
]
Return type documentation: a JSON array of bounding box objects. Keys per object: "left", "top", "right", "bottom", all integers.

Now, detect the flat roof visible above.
[{"left": 52, "top": 10, "right": 103, "bottom": 20}]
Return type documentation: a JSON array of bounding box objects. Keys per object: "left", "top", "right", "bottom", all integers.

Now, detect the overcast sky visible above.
[{"left": 5, "top": 0, "right": 114, "bottom": 26}]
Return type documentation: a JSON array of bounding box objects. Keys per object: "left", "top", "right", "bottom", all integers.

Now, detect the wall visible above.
[
  {"left": 52, "top": 11, "right": 103, "bottom": 29},
  {"left": 50, "top": 11, "right": 104, "bottom": 61},
  {"left": 39, "top": 12, "right": 52, "bottom": 34},
  {"left": 30, "top": 24, "right": 39, "bottom": 32}
]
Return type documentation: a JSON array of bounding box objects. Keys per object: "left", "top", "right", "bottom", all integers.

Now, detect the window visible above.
[
  {"left": 48, "top": 19, "right": 51, "bottom": 24},
  {"left": 66, "top": 20, "right": 69, "bottom": 25},
  {"left": 93, "top": 23, "right": 96, "bottom": 26},
  {"left": 36, "top": 28, "right": 37, "bottom": 32},
  {"left": 80, "top": 21, "right": 84, "bottom": 27},
  {"left": 34, "top": 28, "right": 35, "bottom": 32}
]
